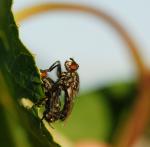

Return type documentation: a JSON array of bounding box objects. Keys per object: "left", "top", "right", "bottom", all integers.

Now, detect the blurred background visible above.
[
  {"left": 13, "top": 0, "right": 150, "bottom": 91},
  {"left": 11, "top": 0, "right": 150, "bottom": 147}
]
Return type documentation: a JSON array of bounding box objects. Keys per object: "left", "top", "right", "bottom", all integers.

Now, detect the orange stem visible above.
[
  {"left": 14, "top": 3, "right": 146, "bottom": 74},
  {"left": 14, "top": 3, "right": 150, "bottom": 147}
]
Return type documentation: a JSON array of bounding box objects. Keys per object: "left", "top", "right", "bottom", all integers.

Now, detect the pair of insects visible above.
[{"left": 36, "top": 58, "right": 79, "bottom": 123}]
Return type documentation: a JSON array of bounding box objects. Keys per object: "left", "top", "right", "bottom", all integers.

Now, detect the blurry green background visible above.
[{"left": 53, "top": 81, "right": 137, "bottom": 143}]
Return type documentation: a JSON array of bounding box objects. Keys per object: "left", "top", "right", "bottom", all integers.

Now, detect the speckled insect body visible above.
[
  {"left": 38, "top": 58, "right": 79, "bottom": 123},
  {"left": 58, "top": 70, "right": 79, "bottom": 120}
]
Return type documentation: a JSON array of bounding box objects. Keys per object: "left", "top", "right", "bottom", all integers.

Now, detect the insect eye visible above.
[
  {"left": 70, "top": 63, "right": 79, "bottom": 70},
  {"left": 40, "top": 71, "right": 47, "bottom": 78},
  {"left": 65, "top": 58, "right": 79, "bottom": 71}
]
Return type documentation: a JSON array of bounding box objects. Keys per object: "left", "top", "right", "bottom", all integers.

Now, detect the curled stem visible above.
[
  {"left": 14, "top": 3, "right": 150, "bottom": 147},
  {"left": 15, "top": 3, "right": 146, "bottom": 74}
]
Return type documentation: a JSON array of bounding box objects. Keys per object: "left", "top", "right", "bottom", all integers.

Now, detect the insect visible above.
[{"left": 37, "top": 58, "right": 79, "bottom": 123}]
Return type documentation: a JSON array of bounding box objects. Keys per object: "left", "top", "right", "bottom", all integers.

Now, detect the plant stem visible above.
[
  {"left": 14, "top": 3, "right": 150, "bottom": 147},
  {"left": 14, "top": 3, "right": 146, "bottom": 74}
]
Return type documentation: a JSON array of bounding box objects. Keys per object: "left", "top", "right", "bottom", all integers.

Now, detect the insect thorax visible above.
[{"left": 59, "top": 71, "right": 79, "bottom": 90}]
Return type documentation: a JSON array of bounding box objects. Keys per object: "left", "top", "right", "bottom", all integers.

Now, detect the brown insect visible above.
[{"left": 36, "top": 58, "right": 79, "bottom": 123}]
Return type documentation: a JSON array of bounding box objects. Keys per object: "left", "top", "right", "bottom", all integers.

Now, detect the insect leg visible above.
[
  {"left": 40, "top": 61, "right": 60, "bottom": 72},
  {"left": 40, "top": 61, "right": 62, "bottom": 79},
  {"left": 33, "top": 97, "right": 48, "bottom": 107},
  {"left": 40, "top": 115, "right": 54, "bottom": 130},
  {"left": 48, "top": 61, "right": 62, "bottom": 78}
]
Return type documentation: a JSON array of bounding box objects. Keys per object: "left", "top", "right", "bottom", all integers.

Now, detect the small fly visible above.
[{"left": 36, "top": 58, "right": 79, "bottom": 123}]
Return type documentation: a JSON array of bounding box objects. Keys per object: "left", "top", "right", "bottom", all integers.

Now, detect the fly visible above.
[{"left": 36, "top": 58, "right": 79, "bottom": 123}]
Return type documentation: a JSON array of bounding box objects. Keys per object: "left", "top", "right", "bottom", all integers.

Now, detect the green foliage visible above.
[{"left": 0, "top": 0, "right": 60, "bottom": 146}]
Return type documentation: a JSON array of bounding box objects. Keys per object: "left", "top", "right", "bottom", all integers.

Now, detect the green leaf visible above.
[{"left": 0, "top": 0, "right": 60, "bottom": 146}]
